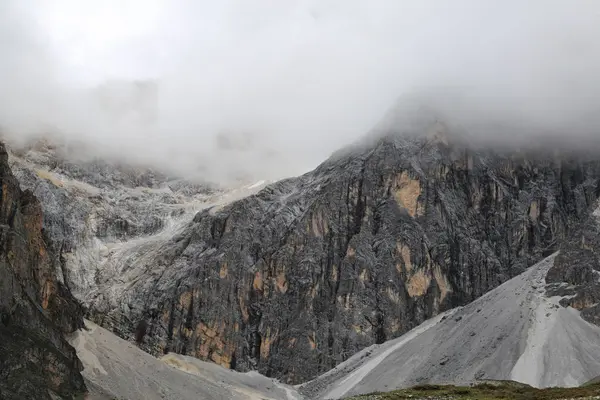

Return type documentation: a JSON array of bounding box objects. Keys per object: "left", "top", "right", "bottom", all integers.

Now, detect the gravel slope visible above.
[
  {"left": 301, "top": 253, "right": 600, "bottom": 399},
  {"left": 68, "top": 320, "right": 302, "bottom": 400}
]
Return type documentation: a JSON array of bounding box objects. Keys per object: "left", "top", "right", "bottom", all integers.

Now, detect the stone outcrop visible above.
[{"left": 0, "top": 143, "right": 86, "bottom": 399}]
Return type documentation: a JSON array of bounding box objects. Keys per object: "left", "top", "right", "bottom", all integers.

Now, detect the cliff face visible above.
[
  {"left": 83, "top": 121, "right": 600, "bottom": 384},
  {"left": 546, "top": 199, "right": 600, "bottom": 324},
  {"left": 0, "top": 143, "right": 86, "bottom": 399},
  {"left": 9, "top": 139, "right": 216, "bottom": 302},
  {"left": 10, "top": 109, "right": 600, "bottom": 386}
]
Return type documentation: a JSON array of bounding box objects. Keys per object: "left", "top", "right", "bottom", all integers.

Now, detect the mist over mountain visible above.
[
  {"left": 5, "top": 3, "right": 600, "bottom": 399},
  {"left": 1, "top": 0, "right": 600, "bottom": 184}
]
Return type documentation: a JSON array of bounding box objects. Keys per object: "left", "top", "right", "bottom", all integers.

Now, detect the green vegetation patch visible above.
[{"left": 348, "top": 381, "right": 600, "bottom": 400}]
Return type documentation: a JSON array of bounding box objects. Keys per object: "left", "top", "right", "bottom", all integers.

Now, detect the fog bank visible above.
[{"left": 1, "top": 1, "right": 600, "bottom": 182}]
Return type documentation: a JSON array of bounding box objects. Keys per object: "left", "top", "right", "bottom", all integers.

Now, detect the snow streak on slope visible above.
[
  {"left": 9, "top": 143, "right": 273, "bottom": 313},
  {"left": 301, "top": 253, "right": 600, "bottom": 399},
  {"left": 88, "top": 179, "right": 270, "bottom": 314}
]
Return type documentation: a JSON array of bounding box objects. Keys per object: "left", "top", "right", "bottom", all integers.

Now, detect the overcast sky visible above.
[{"left": 1, "top": 1, "right": 600, "bottom": 182}]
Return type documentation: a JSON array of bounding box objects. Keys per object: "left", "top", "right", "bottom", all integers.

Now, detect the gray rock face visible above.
[
  {"left": 0, "top": 142, "right": 86, "bottom": 400},
  {"left": 63, "top": 121, "right": 600, "bottom": 384},
  {"left": 9, "top": 139, "right": 217, "bottom": 302},
  {"left": 546, "top": 200, "right": 600, "bottom": 325}
]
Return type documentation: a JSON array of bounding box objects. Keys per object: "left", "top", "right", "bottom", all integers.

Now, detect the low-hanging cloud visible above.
[{"left": 1, "top": 0, "right": 600, "bottom": 183}]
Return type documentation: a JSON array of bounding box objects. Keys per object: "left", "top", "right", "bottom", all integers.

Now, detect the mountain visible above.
[
  {"left": 8, "top": 137, "right": 218, "bottom": 303},
  {"left": 302, "top": 198, "right": 600, "bottom": 399},
  {"left": 97, "top": 119, "right": 600, "bottom": 384},
  {"left": 13, "top": 106, "right": 600, "bottom": 385},
  {"left": 0, "top": 142, "right": 86, "bottom": 399},
  {"left": 8, "top": 103, "right": 600, "bottom": 389}
]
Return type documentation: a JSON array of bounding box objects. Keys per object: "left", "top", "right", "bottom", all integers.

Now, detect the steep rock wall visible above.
[
  {"left": 90, "top": 129, "right": 600, "bottom": 384},
  {"left": 0, "top": 143, "right": 86, "bottom": 399}
]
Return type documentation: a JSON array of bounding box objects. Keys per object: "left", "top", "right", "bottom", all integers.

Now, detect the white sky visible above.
[
  {"left": 2, "top": 1, "right": 600, "bottom": 182},
  {"left": 32, "top": 0, "right": 167, "bottom": 83}
]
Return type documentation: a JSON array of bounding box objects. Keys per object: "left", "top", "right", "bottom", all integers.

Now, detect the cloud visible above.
[{"left": 1, "top": 0, "right": 600, "bottom": 182}]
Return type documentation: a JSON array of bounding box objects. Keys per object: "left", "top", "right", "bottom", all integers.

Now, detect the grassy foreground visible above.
[{"left": 347, "top": 381, "right": 600, "bottom": 400}]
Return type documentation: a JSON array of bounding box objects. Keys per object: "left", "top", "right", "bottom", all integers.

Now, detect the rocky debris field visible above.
[
  {"left": 302, "top": 252, "right": 600, "bottom": 399},
  {"left": 69, "top": 319, "right": 302, "bottom": 400}
]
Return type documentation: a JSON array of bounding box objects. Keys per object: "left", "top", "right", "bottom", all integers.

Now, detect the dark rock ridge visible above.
[
  {"left": 84, "top": 115, "right": 600, "bottom": 384},
  {"left": 0, "top": 142, "right": 86, "bottom": 399}
]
